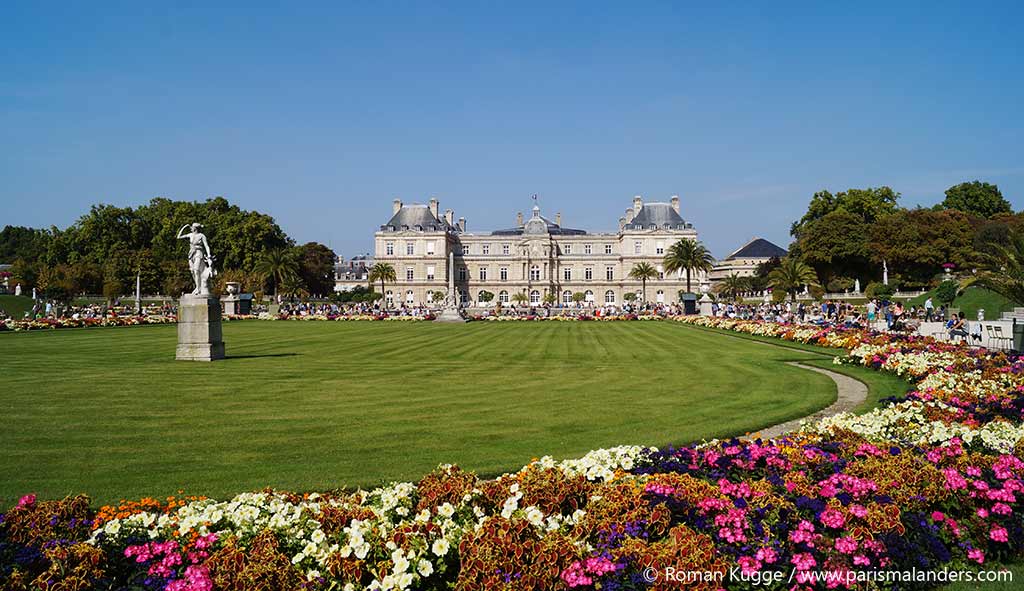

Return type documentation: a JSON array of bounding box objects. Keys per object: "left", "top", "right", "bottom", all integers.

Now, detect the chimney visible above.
[
  {"left": 670, "top": 195, "right": 680, "bottom": 214},
  {"left": 625, "top": 207, "right": 634, "bottom": 220},
  {"left": 516, "top": 211, "right": 523, "bottom": 226},
  {"left": 633, "top": 195, "right": 643, "bottom": 214},
  {"left": 429, "top": 198, "right": 439, "bottom": 219},
  {"left": 444, "top": 209, "right": 454, "bottom": 226},
  {"left": 393, "top": 198, "right": 403, "bottom": 215},
  {"left": 555, "top": 212, "right": 562, "bottom": 226},
  {"left": 618, "top": 216, "right": 627, "bottom": 231},
  {"left": 458, "top": 217, "right": 466, "bottom": 232}
]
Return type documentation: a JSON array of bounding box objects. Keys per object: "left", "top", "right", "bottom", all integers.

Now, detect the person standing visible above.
[{"left": 924, "top": 297, "right": 935, "bottom": 322}]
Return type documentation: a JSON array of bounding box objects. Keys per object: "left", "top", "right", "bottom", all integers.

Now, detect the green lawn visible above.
[
  {"left": 908, "top": 286, "right": 1015, "bottom": 320},
  {"left": 0, "top": 294, "right": 34, "bottom": 319},
  {"left": 0, "top": 321, "right": 838, "bottom": 506}
]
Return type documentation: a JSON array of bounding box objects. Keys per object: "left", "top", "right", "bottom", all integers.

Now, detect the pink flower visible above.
[
  {"left": 756, "top": 547, "right": 778, "bottom": 564},
  {"left": 820, "top": 507, "right": 845, "bottom": 529},
  {"left": 16, "top": 494, "right": 36, "bottom": 509},
  {"left": 977, "top": 508, "right": 989, "bottom": 518},
  {"left": 968, "top": 549, "right": 985, "bottom": 564},
  {"left": 738, "top": 556, "right": 762, "bottom": 575},
  {"left": 931, "top": 511, "right": 945, "bottom": 522},
  {"left": 835, "top": 537, "right": 858, "bottom": 554},
  {"left": 990, "top": 526, "right": 1009, "bottom": 542}
]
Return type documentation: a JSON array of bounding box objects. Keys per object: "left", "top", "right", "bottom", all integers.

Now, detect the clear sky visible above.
[{"left": 2, "top": 1, "right": 1022, "bottom": 258}]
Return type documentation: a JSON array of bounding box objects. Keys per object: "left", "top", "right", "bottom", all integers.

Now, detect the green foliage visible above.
[
  {"left": 367, "top": 262, "right": 397, "bottom": 296},
  {"left": 716, "top": 274, "right": 749, "bottom": 301},
  {"left": 542, "top": 292, "right": 557, "bottom": 305},
  {"left": 941, "top": 180, "right": 1012, "bottom": 218},
  {"left": 331, "top": 285, "right": 382, "bottom": 303},
  {"left": 628, "top": 262, "right": 659, "bottom": 302},
  {"left": 623, "top": 292, "right": 637, "bottom": 302},
  {"left": 865, "top": 282, "right": 895, "bottom": 300},
  {"left": 478, "top": 290, "right": 495, "bottom": 303},
  {"left": 791, "top": 186, "right": 900, "bottom": 237},
  {"left": 792, "top": 209, "right": 871, "bottom": 283},
  {"left": 868, "top": 208, "right": 976, "bottom": 286},
  {"left": 768, "top": 256, "right": 819, "bottom": 301},
  {"left": 571, "top": 291, "right": 586, "bottom": 303},
  {"left": 934, "top": 280, "right": 959, "bottom": 305},
  {"left": 965, "top": 230, "right": 1024, "bottom": 306},
  {"left": 826, "top": 276, "right": 854, "bottom": 293},
  {"left": 0, "top": 226, "right": 50, "bottom": 262},
  {"left": 662, "top": 238, "right": 714, "bottom": 292},
  {"left": 296, "top": 242, "right": 336, "bottom": 297},
  {"left": 511, "top": 292, "right": 528, "bottom": 304}
]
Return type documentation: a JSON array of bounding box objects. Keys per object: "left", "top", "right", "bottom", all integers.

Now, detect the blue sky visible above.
[{"left": 2, "top": 1, "right": 1022, "bottom": 258}]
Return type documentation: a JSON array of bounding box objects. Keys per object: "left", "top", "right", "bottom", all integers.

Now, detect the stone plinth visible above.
[
  {"left": 698, "top": 294, "right": 714, "bottom": 316},
  {"left": 434, "top": 307, "right": 466, "bottom": 323},
  {"left": 176, "top": 294, "right": 225, "bottom": 361},
  {"left": 222, "top": 295, "right": 252, "bottom": 316}
]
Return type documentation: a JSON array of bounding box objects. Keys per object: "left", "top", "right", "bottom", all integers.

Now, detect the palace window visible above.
[
  {"left": 529, "top": 265, "right": 540, "bottom": 281},
  {"left": 459, "top": 267, "right": 467, "bottom": 281},
  {"left": 499, "top": 290, "right": 509, "bottom": 303},
  {"left": 386, "top": 290, "right": 394, "bottom": 305},
  {"left": 563, "top": 244, "right": 572, "bottom": 255},
  {"left": 634, "top": 241, "right": 642, "bottom": 254},
  {"left": 406, "top": 242, "right": 414, "bottom": 255},
  {"left": 585, "top": 267, "right": 593, "bottom": 281},
  {"left": 606, "top": 266, "right": 614, "bottom": 281},
  {"left": 406, "top": 267, "right": 414, "bottom": 281},
  {"left": 585, "top": 290, "right": 594, "bottom": 302},
  {"left": 426, "top": 266, "right": 435, "bottom": 281},
  {"left": 502, "top": 244, "right": 510, "bottom": 255},
  {"left": 584, "top": 244, "right": 592, "bottom": 254},
  {"left": 482, "top": 244, "right": 490, "bottom": 255},
  {"left": 656, "top": 290, "right": 665, "bottom": 303},
  {"left": 426, "top": 241, "right": 435, "bottom": 255},
  {"left": 386, "top": 242, "right": 394, "bottom": 256},
  {"left": 406, "top": 290, "right": 415, "bottom": 303},
  {"left": 562, "top": 290, "right": 573, "bottom": 304},
  {"left": 656, "top": 241, "right": 664, "bottom": 255},
  {"left": 529, "top": 290, "right": 541, "bottom": 304},
  {"left": 500, "top": 267, "right": 508, "bottom": 281},
  {"left": 479, "top": 267, "right": 488, "bottom": 281},
  {"left": 563, "top": 268, "right": 572, "bottom": 281},
  {"left": 657, "top": 265, "right": 664, "bottom": 280},
  {"left": 604, "top": 290, "right": 615, "bottom": 304},
  {"left": 605, "top": 244, "right": 613, "bottom": 255}
]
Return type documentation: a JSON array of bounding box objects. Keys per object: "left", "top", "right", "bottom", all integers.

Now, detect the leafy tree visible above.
[
  {"left": 623, "top": 292, "right": 638, "bottom": 302},
  {"left": 478, "top": 290, "right": 494, "bottom": 303},
  {"left": 965, "top": 230, "right": 1024, "bottom": 306},
  {"left": 255, "top": 248, "right": 301, "bottom": 299},
  {"left": 662, "top": 238, "right": 714, "bottom": 293},
  {"left": 297, "top": 242, "right": 336, "bottom": 298},
  {"left": 716, "top": 274, "right": 749, "bottom": 301},
  {"left": 572, "top": 291, "right": 586, "bottom": 304},
  {"left": 868, "top": 208, "right": 975, "bottom": 287},
  {"left": 542, "top": 292, "right": 557, "bottom": 305},
  {"left": 768, "top": 256, "right": 819, "bottom": 302},
  {"left": 791, "top": 187, "right": 900, "bottom": 237},
  {"left": 427, "top": 290, "right": 446, "bottom": 304},
  {"left": 940, "top": 181, "right": 1011, "bottom": 219},
  {"left": 367, "top": 262, "right": 397, "bottom": 299},
  {"left": 0, "top": 226, "right": 51, "bottom": 262},
  {"left": 511, "top": 292, "right": 528, "bottom": 305},
  {"left": 934, "top": 280, "right": 959, "bottom": 305},
  {"left": 628, "top": 262, "right": 659, "bottom": 302},
  {"left": 793, "top": 209, "right": 871, "bottom": 285}
]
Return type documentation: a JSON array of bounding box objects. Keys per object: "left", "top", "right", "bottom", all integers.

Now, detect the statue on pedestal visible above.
[
  {"left": 177, "top": 223, "right": 216, "bottom": 296},
  {"left": 14, "top": 283, "right": 21, "bottom": 297}
]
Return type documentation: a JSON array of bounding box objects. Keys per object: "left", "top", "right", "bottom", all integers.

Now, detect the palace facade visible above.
[{"left": 373, "top": 196, "right": 708, "bottom": 307}]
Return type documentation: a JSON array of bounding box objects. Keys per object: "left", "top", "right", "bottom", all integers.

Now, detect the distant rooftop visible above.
[
  {"left": 381, "top": 204, "right": 452, "bottom": 232},
  {"left": 492, "top": 205, "right": 587, "bottom": 236},
  {"left": 725, "top": 237, "right": 787, "bottom": 260}
]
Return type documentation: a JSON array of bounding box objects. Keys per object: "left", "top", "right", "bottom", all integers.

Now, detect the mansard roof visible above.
[
  {"left": 491, "top": 205, "right": 587, "bottom": 236},
  {"left": 381, "top": 205, "right": 452, "bottom": 232},
  {"left": 726, "top": 237, "right": 788, "bottom": 260},
  {"left": 625, "top": 203, "right": 689, "bottom": 230}
]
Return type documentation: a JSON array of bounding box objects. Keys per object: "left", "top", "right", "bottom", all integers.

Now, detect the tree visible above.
[
  {"left": 297, "top": 242, "right": 336, "bottom": 298},
  {"left": 628, "top": 262, "right": 659, "bottom": 302},
  {"left": 941, "top": 181, "right": 1011, "bottom": 219},
  {"left": 511, "top": 292, "right": 528, "bottom": 305},
  {"left": 367, "top": 262, "right": 397, "bottom": 300},
  {"left": 428, "top": 290, "right": 446, "bottom": 304},
  {"left": 716, "top": 274, "right": 749, "bottom": 301},
  {"left": 792, "top": 209, "right": 871, "bottom": 285},
  {"left": 542, "top": 292, "right": 557, "bottom": 306},
  {"left": 623, "top": 292, "right": 638, "bottom": 302},
  {"left": 768, "top": 256, "right": 819, "bottom": 302},
  {"left": 791, "top": 187, "right": 900, "bottom": 238},
  {"left": 868, "top": 208, "right": 975, "bottom": 288},
  {"left": 965, "top": 230, "right": 1024, "bottom": 306},
  {"left": 662, "top": 238, "right": 714, "bottom": 293},
  {"left": 572, "top": 291, "right": 586, "bottom": 305},
  {"left": 255, "top": 248, "right": 300, "bottom": 299},
  {"left": 478, "top": 290, "right": 494, "bottom": 303}
]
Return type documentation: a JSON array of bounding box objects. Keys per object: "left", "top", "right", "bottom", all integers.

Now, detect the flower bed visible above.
[
  {"left": 0, "top": 315, "right": 176, "bottom": 332},
  {"left": 5, "top": 317, "right": 1024, "bottom": 589}
]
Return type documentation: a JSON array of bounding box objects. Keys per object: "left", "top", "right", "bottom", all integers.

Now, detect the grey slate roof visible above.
[
  {"left": 492, "top": 206, "right": 587, "bottom": 236},
  {"left": 726, "top": 238, "right": 788, "bottom": 260},
  {"left": 381, "top": 205, "right": 452, "bottom": 231},
  {"left": 625, "top": 203, "right": 689, "bottom": 230}
]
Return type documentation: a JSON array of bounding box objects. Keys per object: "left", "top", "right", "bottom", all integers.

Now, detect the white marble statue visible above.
[
  {"left": 854, "top": 278, "right": 861, "bottom": 293},
  {"left": 14, "top": 283, "right": 21, "bottom": 296},
  {"left": 177, "top": 223, "right": 216, "bottom": 296},
  {"left": 883, "top": 260, "right": 889, "bottom": 286}
]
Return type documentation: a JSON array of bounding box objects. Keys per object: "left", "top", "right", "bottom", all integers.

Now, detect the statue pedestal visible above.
[
  {"left": 434, "top": 306, "right": 466, "bottom": 323},
  {"left": 221, "top": 294, "right": 252, "bottom": 315},
  {"left": 176, "top": 294, "right": 225, "bottom": 361}
]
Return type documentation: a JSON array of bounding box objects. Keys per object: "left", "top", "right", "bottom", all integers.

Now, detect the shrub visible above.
[{"left": 934, "top": 280, "right": 959, "bottom": 305}]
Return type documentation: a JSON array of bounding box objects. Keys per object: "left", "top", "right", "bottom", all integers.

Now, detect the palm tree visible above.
[
  {"left": 628, "top": 262, "right": 659, "bottom": 302},
  {"left": 254, "top": 248, "right": 299, "bottom": 301},
  {"left": 663, "top": 238, "right": 714, "bottom": 293},
  {"left": 768, "top": 256, "right": 819, "bottom": 302},
  {"left": 717, "top": 273, "right": 749, "bottom": 301},
  {"left": 511, "top": 292, "right": 528, "bottom": 305},
  {"left": 367, "top": 262, "right": 397, "bottom": 300},
  {"left": 964, "top": 230, "right": 1024, "bottom": 305}
]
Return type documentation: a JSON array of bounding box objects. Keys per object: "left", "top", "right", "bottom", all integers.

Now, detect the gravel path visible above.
[{"left": 752, "top": 361, "right": 867, "bottom": 439}]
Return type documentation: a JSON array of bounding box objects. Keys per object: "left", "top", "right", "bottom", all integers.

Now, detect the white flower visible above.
[
  {"left": 525, "top": 506, "right": 545, "bottom": 527},
  {"left": 432, "top": 538, "right": 450, "bottom": 556},
  {"left": 417, "top": 558, "right": 434, "bottom": 576}
]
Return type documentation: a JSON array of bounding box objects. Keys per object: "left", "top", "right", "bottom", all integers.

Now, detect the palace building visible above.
[{"left": 373, "top": 196, "right": 708, "bottom": 307}]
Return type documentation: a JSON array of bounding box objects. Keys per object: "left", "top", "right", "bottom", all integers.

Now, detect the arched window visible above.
[
  {"left": 529, "top": 265, "right": 541, "bottom": 281},
  {"left": 499, "top": 290, "right": 509, "bottom": 303},
  {"left": 529, "top": 290, "right": 541, "bottom": 304},
  {"left": 562, "top": 290, "right": 573, "bottom": 304},
  {"left": 656, "top": 290, "right": 665, "bottom": 303},
  {"left": 478, "top": 290, "right": 487, "bottom": 303},
  {"left": 584, "top": 290, "right": 594, "bottom": 302},
  {"left": 604, "top": 290, "right": 615, "bottom": 304},
  {"left": 385, "top": 290, "right": 394, "bottom": 306}
]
